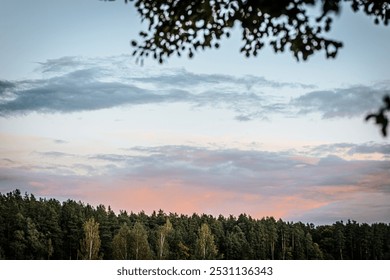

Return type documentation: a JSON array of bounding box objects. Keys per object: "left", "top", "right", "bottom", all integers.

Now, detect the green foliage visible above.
[
  {"left": 79, "top": 217, "right": 101, "bottom": 260},
  {"left": 105, "top": 0, "right": 390, "bottom": 137},
  {"left": 0, "top": 189, "right": 389, "bottom": 259},
  {"left": 226, "top": 225, "right": 250, "bottom": 259},
  {"left": 112, "top": 223, "right": 131, "bottom": 259},
  {"left": 156, "top": 218, "right": 173, "bottom": 259},
  {"left": 61, "top": 200, "right": 85, "bottom": 259},
  {"left": 196, "top": 223, "right": 218, "bottom": 259},
  {"left": 108, "top": 0, "right": 390, "bottom": 63},
  {"left": 129, "top": 221, "right": 152, "bottom": 259}
]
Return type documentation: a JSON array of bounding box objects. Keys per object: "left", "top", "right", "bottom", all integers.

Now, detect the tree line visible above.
[{"left": 0, "top": 189, "right": 389, "bottom": 260}]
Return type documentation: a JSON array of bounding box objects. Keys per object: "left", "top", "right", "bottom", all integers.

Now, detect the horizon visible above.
[{"left": 2, "top": 188, "right": 389, "bottom": 226}]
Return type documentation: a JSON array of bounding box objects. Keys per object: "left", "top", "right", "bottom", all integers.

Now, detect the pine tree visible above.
[{"left": 264, "top": 217, "right": 278, "bottom": 260}]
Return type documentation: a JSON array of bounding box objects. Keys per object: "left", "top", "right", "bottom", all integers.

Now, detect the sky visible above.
[{"left": 0, "top": 0, "right": 389, "bottom": 225}]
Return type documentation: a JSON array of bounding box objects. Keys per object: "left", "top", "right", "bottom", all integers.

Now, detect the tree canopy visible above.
[
  {"left": 118, "top": 0, "right": 390, "bottom": 62},
  {"left": 0, "top": 190, "right": 389, "bottom": 260},
  {"left": 105, "top": 0, "right": 390, "bottom": 136}
]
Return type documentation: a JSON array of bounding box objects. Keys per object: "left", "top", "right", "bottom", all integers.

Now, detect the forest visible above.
[{"left": 0, "top": 189, "right": 389, "bottom": 260}]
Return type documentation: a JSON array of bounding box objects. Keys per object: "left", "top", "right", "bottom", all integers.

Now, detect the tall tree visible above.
[
  {"left": 345, "top": 220, "right": 359, "bottom": 259},
  {"left": 315, "top": 225, "right": 336, "bottom": 259},
  {"left": 252, "top": 221, "right": 267, "bottom": 259},
  {"left": 157, "top": 218, "right": 173, "bottom": 259},
  {"left": 94, "top": 204, "right": 113, "bottom": 259},
  {"left": 277, "top": 219, "right": 289, "bottom": 260},
  {"left": 196, "top": 223, "right": 218, "bottom": 260},
  {"left": 359, "top": 223, "right": 373, "bottom": 259},
  {"left": 290, "top": 223, "right": 306, "bottom": 259},
  {"left": 112, "top": 223, "right": 131, "bottom": 260},
  {"left": 9, "top": 213, "right": 27, "bottom": 260},
  {"left": 226, "top": 225, "right": 251, "bottom": 259},
  {"left": 264, "top": 217, "right": 278, "bottom": 260},
  {"left": 80, "top": 217, "right": 101, "bottom": 260},
  {"left": 61, "top": 200, "right": 85, "bottom": 259},
  {"left": 333, "top": 221, "right": 345, "bottom": 260},
  {"left": 129, "top": 221, "right": 152, "bottom": 259},
  {"left": 25, "top": 217, "right": 46, "bottom": 259}
]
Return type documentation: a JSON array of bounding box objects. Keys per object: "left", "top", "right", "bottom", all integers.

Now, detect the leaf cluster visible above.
[
  {"left": 366, "top": 95, "right": 390, "bottom": 136},
  {"left": 105, "top": 0, "right": 389, "bottom": 63}
]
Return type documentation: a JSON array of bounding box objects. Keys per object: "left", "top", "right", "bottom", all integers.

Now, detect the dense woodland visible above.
[{"left": 0, "top": 190, "right": 389, "bottom": 260}]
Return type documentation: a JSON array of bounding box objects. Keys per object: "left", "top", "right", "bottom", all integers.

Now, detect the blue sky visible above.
[{"left": 1, "top": 0, "right": 389, "bottom": 224}]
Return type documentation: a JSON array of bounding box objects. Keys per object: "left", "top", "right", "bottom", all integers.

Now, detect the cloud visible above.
[
  {"left": 293, "top": 194, "right": 390, "bottom": 224},
  {"left": 0, "top": 70, "right": 192, "bottom": 115},
  {"left": 0, "top": 55, "right": 309, "bottom": 119},
  {"left": 53, "top": 139, "right": 68, "bottom": 144},
  {"left": 292, "top": 86, "right": 388, "bottom": 118},
  {"left": 0, "top": 80, "right": 15, "bottom": 93},
  {"left": 2, "top": 55, "right": 389, "bottom": 122},
  {"left": 304, "top": 142, "right": 390, "bottom": 158},
  {"left": 234, "top": 114, "right": 256, "bottom": 122},
  {"left": 0, "top": 80, "right": 16, "bottom": 105},
  {"left": 105, "top": 145, "right": 390, "bottom": 205},
  {"left": 37, "top": 56, "right": 94, "bottom": 74},
  {"left": 1, "top": 144, "right": 389, "bottom": 223},
  {"left": 347, "top": 142, "right": 390, "bottom": 156},
  {"left": 88, "top": 154, "right": 129, "bottom": 163},
  {"left": 132, "top": 68, "right": 313, "bottom": 90},
  {"left": 36, "top": 151, "right": 77, "bottom": 158}
]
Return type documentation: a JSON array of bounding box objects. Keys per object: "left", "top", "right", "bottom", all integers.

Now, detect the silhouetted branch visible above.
[
  {"left": 103, "top": 0, "right": 390, "bottom": 137},
  {"left": 366, "top": 95, "right": 390, "bottom": 137},
  {"left": 103, "top": 0, "right": 389, "bottom": 63}
]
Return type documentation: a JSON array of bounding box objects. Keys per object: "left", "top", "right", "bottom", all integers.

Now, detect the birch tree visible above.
[
  {"left": 196, "top": 223, "right": 218, "bottom": 259},
  {"left": 80, "top": 217, "right": 101, "bottom": 260},
  {"left": 157, "top": 218, "right": 173, "bottom": 259},
  {"left": 129, "top": 221, "right": 151, "bottom": 259}
]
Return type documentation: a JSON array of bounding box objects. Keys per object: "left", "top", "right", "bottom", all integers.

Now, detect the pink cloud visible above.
[{"left": 1, "top": 142, "right": 389, "bottom": 223}]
